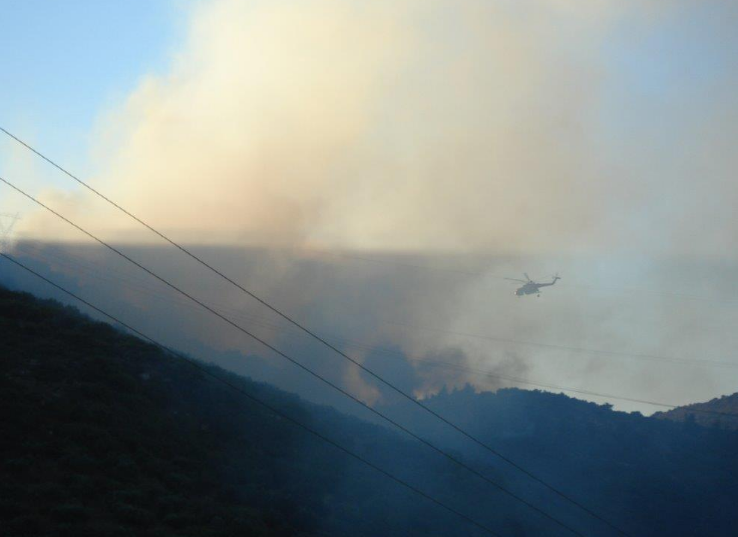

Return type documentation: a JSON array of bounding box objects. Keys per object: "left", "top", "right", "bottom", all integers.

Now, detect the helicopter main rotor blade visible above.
[{"left": 504, "top": 278, "right": 527, "bottom": 283}]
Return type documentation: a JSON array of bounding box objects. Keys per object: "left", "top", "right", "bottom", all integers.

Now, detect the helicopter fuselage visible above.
[{"left": 515, "top": 283, "right": 541, "bottom": 296}]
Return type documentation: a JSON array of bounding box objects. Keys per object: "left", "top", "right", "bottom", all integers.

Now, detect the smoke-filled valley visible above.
[{"left": 4, "top": 241, "right": 738, "bottom": 420}]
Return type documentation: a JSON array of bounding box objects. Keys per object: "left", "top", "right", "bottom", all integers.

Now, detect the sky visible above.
[
  {"left": 0, "top": 1, "right": 190, "bottom": 190},
  {"left": 1, "top": 0, "right": 738, "bottom": 415}
]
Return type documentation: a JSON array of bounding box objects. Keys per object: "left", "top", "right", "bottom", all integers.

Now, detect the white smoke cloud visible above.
[
  {"left": 14, "top": 0, "right": 738, "bottom": 258},
  {"left": 8, "top": 0, "right": 738, "bottom": 408},
  {"left": 0, "top": 1, "right": 663, "bottom": 249}
]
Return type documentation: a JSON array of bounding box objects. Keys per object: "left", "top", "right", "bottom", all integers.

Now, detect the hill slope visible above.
[
  {"left": 654, "top": 393, "right": 738, "bottom": 429},
  {"left": 378, "top": 385, "right": 738, "bottom": 536},
  {"left": 0, "top": 286, "right": 546, "bottom": 537},
  {"left": 3, "top": 285, "right": 738, "bottom": 537}
]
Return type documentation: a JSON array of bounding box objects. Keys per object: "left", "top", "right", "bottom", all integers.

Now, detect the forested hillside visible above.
[
  {"left": 2, "top": 285, "right": 738, "bottom": 537},
  {"left": 0, "top": 286, "right": 547, "bottom": 537},
  {"left": 377, "top": 384, "right": 738, "bottom": 536},
  {"left": 655, "top": 393, "right": 738, "bottom": 430}
]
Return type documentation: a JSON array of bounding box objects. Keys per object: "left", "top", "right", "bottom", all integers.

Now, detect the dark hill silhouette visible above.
[
  {"left": 377, "top": 385, "right": 738, "bottom": 536},
  {"left": 2, "top": 285, "right": 738, "bottom": 536},
  {"left": 0, "top": 285, "right": 552, "bottom": 537}
]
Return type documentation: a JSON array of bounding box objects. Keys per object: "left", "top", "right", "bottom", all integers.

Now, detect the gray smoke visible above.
[{"left": 2, "top": 0, "right": 738, "bottom": 414}]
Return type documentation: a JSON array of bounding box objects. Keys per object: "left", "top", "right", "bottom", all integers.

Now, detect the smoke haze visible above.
[
  {"left": 2, "top": 0, "right": 738, "bottom": 415},
  {"left": 10, "top": 0, "right": 736, "bottom": 256}
]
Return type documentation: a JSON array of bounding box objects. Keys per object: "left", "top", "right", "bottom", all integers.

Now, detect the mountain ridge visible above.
[{"left": 654, "top": 393, "right": 738, "bottom": 429}]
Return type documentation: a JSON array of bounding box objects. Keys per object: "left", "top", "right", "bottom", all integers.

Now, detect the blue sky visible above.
[{"left": 0, "top": 1, "right": 190, "bottom": 185}]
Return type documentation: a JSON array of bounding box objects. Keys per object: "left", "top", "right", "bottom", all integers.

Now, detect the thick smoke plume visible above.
[
  {"left": 5, "top": 0, "right": 738, "bottom": 411},
  {"left": 18, "top": 0, "right": 738, "bottom": 257}
]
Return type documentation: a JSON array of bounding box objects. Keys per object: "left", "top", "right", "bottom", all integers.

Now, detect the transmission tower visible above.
[{"left": 0, "top": 213, "right": 21, "bottom": 251}]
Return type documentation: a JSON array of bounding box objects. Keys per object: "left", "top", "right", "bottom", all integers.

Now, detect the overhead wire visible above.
[
  {"left": 15, "top": 241, "right": 738, "bottom": 372},
  {"left": 0, "top": 128, "right": 636, "bottom": 537},
  {"left": 386, "top": 321, "right": 738, "bottom": 369},
  {"left": 0, "top": 251, "right": 503, "bottom": 537},
  {"left": 14, "top": 242, "right": 738, "bottom": 421},
  {"left": 321, "top": 250, "right": 738, "bottom": 305},
  {"left": 0, "top": 177, "right": 599, "bottom": 537}
]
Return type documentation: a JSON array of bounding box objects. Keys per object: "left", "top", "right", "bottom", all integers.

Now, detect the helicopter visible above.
[{"left": 505, "top": 273, "right": 560, "bottom": 297}]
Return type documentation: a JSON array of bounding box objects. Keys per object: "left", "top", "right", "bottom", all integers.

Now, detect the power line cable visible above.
[
  {"left": 321, "top": 251, "right": 482, "bottom": 276},
  {"left": 402, "top": 359, "right": 738, "bottom": 418},
  {"left": 15, "top": 239, "right": 738, "bottom": 372},
  {"left": 0, "top": 129, "right": 635, "bottom": 537},
  {"left": 0, "top": 251, "right": 503, "bottom": 537},
  {"left": 386, "top": 321, "right": 738, "bottom": 369},
  {"left": 31, "top": 240, "right": 735, "bottom": 368},
  {"left": 250, "top": 319, "right": 738, "bottom": 418},
  {"left": 320, "top": 250, "right": 738, "bottom": 305},
  {"left": 17, "top": 243, "right": 737, "bottom": 421},
  {"left": 0, "top": 178, "right": 597, "bottom": 537},
  {"left": 216, "top": 318, "right": 738, "bottom": 419}
]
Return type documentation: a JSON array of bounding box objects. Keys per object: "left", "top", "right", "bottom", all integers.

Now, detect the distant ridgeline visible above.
[
  {"left": 654, "top": 394, "right": 738, "bottom": 430},
  {"left": 2, "top": 284, "right": 738, "bottom": 537}
]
